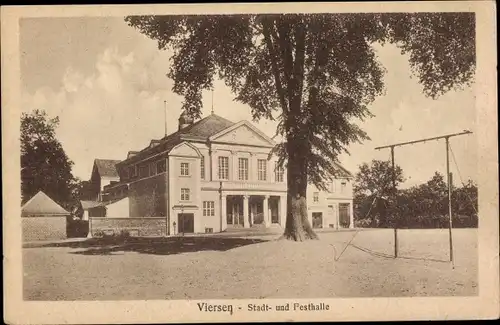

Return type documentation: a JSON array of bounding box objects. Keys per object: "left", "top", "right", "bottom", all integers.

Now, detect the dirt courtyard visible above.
[{"left": 23, "top": 228, "right": 477, "bottom": 300}]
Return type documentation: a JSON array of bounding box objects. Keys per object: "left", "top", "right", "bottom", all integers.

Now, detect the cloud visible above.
[
  {"left": 340, "top": 45, "right": 477, "bottom": 187},
  {"left": 21, "top": 42, "right": 477, "bottom": 188},
  {"left": 22, "top": 45, "right": 176, "bottom": 179}
]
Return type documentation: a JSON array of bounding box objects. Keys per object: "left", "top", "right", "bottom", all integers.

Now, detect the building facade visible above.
[
  {"left": 80, "top": 159, "right": 122, "bottom": 220},
  {"left": 99, "top": 112, "right": 354, "bottom": 235}
]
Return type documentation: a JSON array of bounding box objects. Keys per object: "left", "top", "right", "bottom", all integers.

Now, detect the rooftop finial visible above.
[
  {"left": 164, "top": 100, "right": 168, "bottom": 137},
  {"left": 211, "top": 88, "right": 214, "bottom": 115}
]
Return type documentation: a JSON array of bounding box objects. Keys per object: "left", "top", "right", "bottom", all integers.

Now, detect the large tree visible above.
[
  {"left": 21, "top": 109, "right": 76, "bottom": 209},
  {"left": 125, "top": 13, "right": 475, "bottom": 240}
]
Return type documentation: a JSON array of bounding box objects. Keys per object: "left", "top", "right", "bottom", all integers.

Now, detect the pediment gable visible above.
[
  {"left": 209, "top": 121, "right": 275, "bottom": 147},
  {"left": 168, "top": 141, "right": 201, "bottom": 157}
]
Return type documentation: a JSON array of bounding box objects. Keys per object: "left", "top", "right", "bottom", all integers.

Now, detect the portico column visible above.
[
  {"left": 250, "top": 199, "right": 255, "bottom": 226},
  {"left": 243, "top": 195, "right": 249, "bottom": 228},
  {"left": 279, "top": 195, "right": 287, "bottom": 227},
  {"left": 221, "top": 195, "right": 227, "bottom": 232},
  {"left": 263, "top": 195, "right": 270, "bottom": 227},
  {"left": 349, "top": 201, "right": 354, "bottom": 229}
]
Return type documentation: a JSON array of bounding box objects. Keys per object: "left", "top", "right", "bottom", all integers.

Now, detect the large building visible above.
[{"left": 92, "top": 111, "right": 354, "bottom": 235}]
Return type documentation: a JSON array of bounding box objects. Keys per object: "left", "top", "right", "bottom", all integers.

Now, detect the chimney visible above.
[{"left": 178, "top": 110, "right": 194, "bottom": 131}]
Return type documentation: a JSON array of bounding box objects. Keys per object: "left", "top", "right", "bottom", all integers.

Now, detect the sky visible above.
[{"left": 20, "top": 17, "right": 477, "bottom": 188}]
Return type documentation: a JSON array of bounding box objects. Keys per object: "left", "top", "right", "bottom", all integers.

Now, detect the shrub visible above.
[
  {"left": 66, "top": 217, "right": 89, "bottom": 238},
  {"left": 93, "top": 229, "right": 105, "bottom": 238},
  {"left": 355, "top": 218, "right": 373, "bottom": 228},
  {"left": 118, "top": 230, "right": 130, "bottom": 238}
]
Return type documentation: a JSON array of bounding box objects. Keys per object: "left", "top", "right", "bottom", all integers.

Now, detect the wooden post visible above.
[
  {"left": 374, "top": 130, "right": 472, "bottom": 262},
  {"left": 391, "top": 146, "right": 398, "bottom": 258},
  {"left": 446, "top": 138, "right": 454, "bottom": 266},
  {"left": 164, "top": 100, "right": 168, "bottom": 137},
  {"left": 219, "top": 181, "right": 223, "bottom": 232}
]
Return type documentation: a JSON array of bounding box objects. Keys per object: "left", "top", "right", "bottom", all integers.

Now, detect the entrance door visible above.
[
  {"left": 271, "top": 198, "right": 279, "bottom": 224},
  {"left": 251, "top": 201, "right": 264, "bottom": 224},
  {"left": 233, "top": 202, "right": 243, "bottom": 226},
  {"left": 312, "top": 212, "right": 323, "bottom": 229},
  {"left": 339, "top": 203, "right": 350, "bottom": 228},
  {"left": 178, "top": 213, "right": 194, "bottom": 233}
]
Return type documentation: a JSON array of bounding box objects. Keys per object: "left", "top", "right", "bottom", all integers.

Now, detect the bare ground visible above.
[{"left": 23, "top": 228, "right": 477, "bottom": 300}]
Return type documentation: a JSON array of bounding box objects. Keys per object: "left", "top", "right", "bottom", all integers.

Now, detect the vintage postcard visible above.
[{"left": 2, "top": 2, "right": 498, "bottom": 323}]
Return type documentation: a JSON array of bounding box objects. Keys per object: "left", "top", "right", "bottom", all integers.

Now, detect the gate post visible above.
[{"left": 87, "top": 217, "right": 93, "bottom": 238}]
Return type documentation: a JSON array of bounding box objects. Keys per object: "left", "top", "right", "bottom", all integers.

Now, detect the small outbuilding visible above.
[{"left": 21, "top": 191, "right": 70, "bottom": 242}]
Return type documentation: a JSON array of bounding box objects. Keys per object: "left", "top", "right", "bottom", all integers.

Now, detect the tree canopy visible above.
[
  {"left": 353, "top": 159, "right": 405, "bottom": 199},
  {"left": 125, "top": 13, "right": 475, "bottom": 189},
  {"left": 125, "top": 13, "right": 475, "bottom": 240},
  {"left": 21, "top": 109, "right": 76, "bottom": 209},
  {"left": 354, "top": 166, "right": 478, "bottom": 228}
]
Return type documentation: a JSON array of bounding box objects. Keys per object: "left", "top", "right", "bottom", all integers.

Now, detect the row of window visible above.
[
  {"left": 176, "top": 157, "right": 285, "bottom": 182},
  {"left": 312, "top": 181, "right": 348, "bottom": 202},
  {"left": 215, "top": 157, "right": 284, "bottom": 182},
  {"left": 126, "top": 159, "right": 166, "bottom": 180},
  {"left": 124, "top": 156, "right": 287, "bottom": 183}
]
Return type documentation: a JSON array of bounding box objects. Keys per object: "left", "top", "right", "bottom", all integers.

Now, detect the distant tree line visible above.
[{"left": 353, "top": 160, "right": 478, "bottom": 228}]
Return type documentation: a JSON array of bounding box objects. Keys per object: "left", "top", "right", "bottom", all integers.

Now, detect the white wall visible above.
[
  {"left": 100, "top": 177, "right": 119, "bottom": 192},
  {"left": 105, "top": 198, "right": 130, "bottom": 218},
  {"left": 198, "top": 190, "right": 222, "bottom": 233},
  {"left": 167, "top": 142, "right": 202, "bottom": 234},
  {"left": 307, "top": 178, "right": 354, "bottom": 228}
]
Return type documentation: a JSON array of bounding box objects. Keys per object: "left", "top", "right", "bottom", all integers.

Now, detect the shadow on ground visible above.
[
  {"left": 23, "top": 236, "right": 268, "bottom": 256},
  {"left": 349, "top": 244, "right": 449, "bottom": 263}
]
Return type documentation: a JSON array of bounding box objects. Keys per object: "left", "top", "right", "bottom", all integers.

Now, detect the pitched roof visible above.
[
  {"left": 174, "top": 113, "right": 234, "bottom": 139},
  {"left": 119, "top": 114, "right": 234, "bottom": 166},
  {"left": 94, "top": 159, "right": 121, "bottom": 178},
  {"left": 21, "top": 191, "right": 70, "bottom": 216},
  {"left": 333, "top": 162, "right": 353, "bottom": 178}
]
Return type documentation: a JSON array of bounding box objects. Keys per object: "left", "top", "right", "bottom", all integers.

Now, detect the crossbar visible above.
[{"left": 374, "top": 130, "right": 472, "bottom": 150}]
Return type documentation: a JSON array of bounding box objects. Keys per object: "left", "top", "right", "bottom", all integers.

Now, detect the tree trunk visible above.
[{"left": 281, "top": 139, "right": 318, "bottom": 241}]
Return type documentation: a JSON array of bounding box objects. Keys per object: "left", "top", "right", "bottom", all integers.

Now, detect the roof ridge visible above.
[
  {"left": 21, "top": 190, "right": 42, "bottom": 209},
  {"left": 333, "top": 161, "right": 353, "bottom": 177},
  {"left": 21, "top": 191, "right": 69, "bottom": 215},
  {"left": 121, "top": 113, "right": 235, "bottom": 165},
  {"left": 160, "top": 113, "right": 234, "bottom": 142},
  {"left": 94, "top": 159, "right": 120, "bottom": 178}
]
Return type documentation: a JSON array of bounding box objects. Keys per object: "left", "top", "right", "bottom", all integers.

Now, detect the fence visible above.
[{"left": 90, "top": 217, "right": 167, "bottom": 237}]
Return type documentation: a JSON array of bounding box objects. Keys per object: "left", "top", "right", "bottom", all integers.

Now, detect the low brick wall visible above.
[
  {"left": 22, "top": 216, "right": 67, "bottom": 242},
  {"left": 90, "top": 217, "right": 167, "bottom": 237}
]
